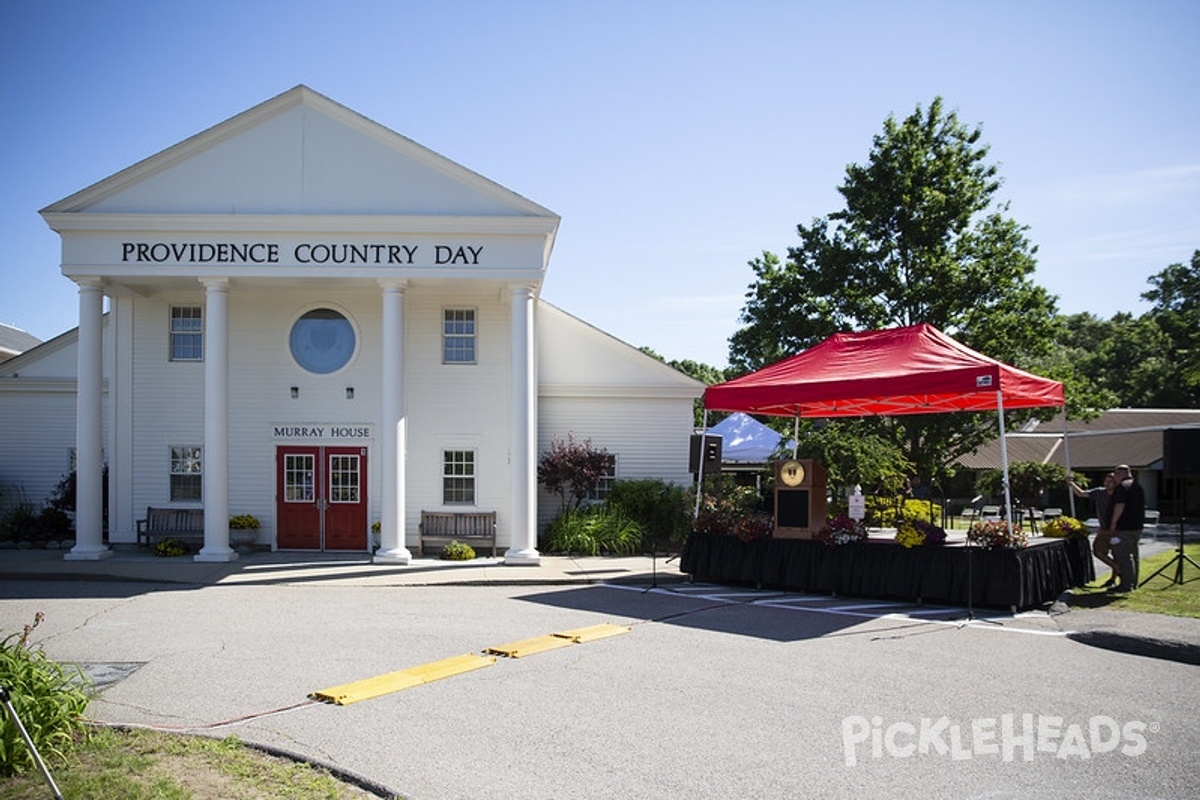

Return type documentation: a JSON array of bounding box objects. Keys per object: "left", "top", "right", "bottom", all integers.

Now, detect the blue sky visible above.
[{"left": 2, "top": 1, "right": 1197, "bottom": 369}]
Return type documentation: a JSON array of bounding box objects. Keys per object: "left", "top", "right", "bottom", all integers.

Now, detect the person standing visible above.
[
  {"left": 1071, "top": 473, "right": 1117, "bottom": 586},
  {"left": 1107, "top": 464, "right": 1146, "bottom": 593}
]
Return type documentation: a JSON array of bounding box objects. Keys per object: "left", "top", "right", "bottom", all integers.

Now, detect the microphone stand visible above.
[{"left": 962, "top": 496, "right": 1000, "bottom": 626}]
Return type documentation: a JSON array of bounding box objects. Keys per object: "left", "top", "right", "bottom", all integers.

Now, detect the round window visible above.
[{"left": 289, "top": 309, "right": 356, "bottom": 374}]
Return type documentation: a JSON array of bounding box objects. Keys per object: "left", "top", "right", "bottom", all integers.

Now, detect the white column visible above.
[
  {"left": 65, "top": 279, "right": 111, "bottom": 561},
  {"left": 196, "top": 278, "right": 236, "bottom": 562},
  {"left": 375, "top": 280, "right": 411, "bottom": 564},
  {"left": 505, "top": 283, "right": 540, "bottom": 565}
]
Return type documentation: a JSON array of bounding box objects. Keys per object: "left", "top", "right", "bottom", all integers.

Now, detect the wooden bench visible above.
[
  {"left": 137, "top": 507, "right": 205, "bottom": 550},
  {"left": 419, "top": 511, "right": 497, "bottom": 557}
]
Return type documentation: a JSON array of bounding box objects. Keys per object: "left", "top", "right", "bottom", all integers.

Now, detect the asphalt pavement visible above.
[
  {"left": 3, "top": 541, "right": 1200, "bottom": 799},
  {"left": 4, "top": 539, "right": 1200, "bottom": 665},
  {"left": 0, "top": 546, "right": 689, "bottom": 589}
]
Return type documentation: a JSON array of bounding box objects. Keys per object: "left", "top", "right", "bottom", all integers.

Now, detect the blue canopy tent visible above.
[{"left": 707, "top": 412, "right": 792, "bottom": 463}]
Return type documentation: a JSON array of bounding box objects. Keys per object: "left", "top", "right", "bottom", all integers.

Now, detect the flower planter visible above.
[{"left": 229, "top": 527, "right": 259, "bottom": 548}]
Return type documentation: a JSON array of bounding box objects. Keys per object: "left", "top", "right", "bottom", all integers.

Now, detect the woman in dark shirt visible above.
[{"left": 1072, "top": 473, "right": 1117, "bottom": 586}]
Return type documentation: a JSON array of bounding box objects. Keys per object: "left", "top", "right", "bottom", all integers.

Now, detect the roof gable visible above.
[
  {"left": 0, "top": 326, "right": 83, "bottom": 379},
  {"left": 42, "top": 86, "right": 555, "bottom": 219},
  {"left": 537, "top": 302, "right": 705, "bottom": 397},
  {"left": 0, "top": 324, "right": 42, "bottom": 358}
]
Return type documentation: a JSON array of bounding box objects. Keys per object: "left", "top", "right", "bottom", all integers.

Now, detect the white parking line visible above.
[
  {"left": 815, "top": 601, "right": 910, "bottom": 612},
  {"left": 887, "top": 606, "right": 970, "bottom": 617},
  {"left": 600, "top": 582, "right": 1071, "bottom": 637}
]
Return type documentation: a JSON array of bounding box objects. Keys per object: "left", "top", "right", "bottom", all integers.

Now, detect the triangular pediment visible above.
[{"left": 42, "top": 86, "right": 555, "bottom": 219}]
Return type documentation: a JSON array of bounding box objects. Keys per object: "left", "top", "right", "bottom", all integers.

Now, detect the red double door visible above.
[{"left": 276, "top": 446, "right": 368, "bottom": 551}]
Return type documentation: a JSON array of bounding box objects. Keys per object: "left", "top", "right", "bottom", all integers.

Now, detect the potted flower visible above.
[
  {"left": 967, "top": 519, "right": 1027, "bottom": 549},
  {"left": 895, "top": 517, "right": 947, "bottom": 548},
  {"left": 1042, "top": 515, "right": 1086, "bottom": 539},
  {"left": 733, "top": 513, "right": 773, "bottom": 543},
  {"left": 816, "top": 515, "right": 868, "bottom": 546},
  {"left": 894, "top": 519, "right": 924, "bottom": 548},
  {"left": 228, "top": 514, "right": 261, "bottom": 549}
]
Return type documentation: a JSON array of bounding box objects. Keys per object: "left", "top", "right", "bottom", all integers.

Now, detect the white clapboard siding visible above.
[
  {"left": 0, "top": 388, "right": 91, "bottom": 507},
  {"left": 129, "top": 293, "right": 206, "bottom": 524},
  {"left": 0, "top": 323, "right": 108, "bottom": 523},
  {"left": 405, "top": 287, "right": 513, "bottom": 547},
  {"left": 537, "top": 395, "right": 697, "bottom": 531}
]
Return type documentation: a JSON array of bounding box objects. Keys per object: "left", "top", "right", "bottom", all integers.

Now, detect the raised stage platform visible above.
[{"left": 679, "top": 531, "right": 1095, "bottom": 610}]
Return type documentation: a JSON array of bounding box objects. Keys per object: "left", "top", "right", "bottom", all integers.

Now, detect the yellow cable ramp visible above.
[{"left": 310, "top": 623, "right": 630, "bottom": 705}]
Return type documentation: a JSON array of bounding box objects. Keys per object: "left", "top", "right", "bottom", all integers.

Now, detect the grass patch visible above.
[
  {"left": 0, "top": 726, "right": 389, "bottom": 799},
  {"left": 1069, "top": 542, "right": 1200, "bottom": 618}
]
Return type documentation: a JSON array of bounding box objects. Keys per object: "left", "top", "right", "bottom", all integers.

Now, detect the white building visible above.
[
  {"left": 1, "top": 86, "right": 702, "bottom": 565},
  {"left": 0, "top": 323, "right": 41, "bottom": 363}
]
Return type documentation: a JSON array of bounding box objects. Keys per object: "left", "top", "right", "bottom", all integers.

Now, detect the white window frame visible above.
[
  {"left": 329, "top": 453, "right": 361, "bottom": 504},
  {"left": 169, "top": 306, "right": 204, "bottom": 362},
  {"left": 283, "top": 453, "right": 315, "bottom": 503},
  {"left": 442, "top": 308, "right": 477, "bottom": 365},
  {"left": 442, "top": 449, "right": 476, "bottom": 505},
  {"left": 170, "top": 445, "right": 203, "bottom": 502},
  {"left": 589, "top": 454, "right": 618, "bottom": 502}
]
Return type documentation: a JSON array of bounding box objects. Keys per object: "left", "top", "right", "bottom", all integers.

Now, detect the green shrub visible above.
[
  {"left": 154, "top": 537, "right": 190, "bottom": 557},
  {"left": 604, "top": 479, "right": 693, "bottom": 550},
  {"left": 865, "top": 497, "right": 942, "bottom": 527},
  {"left": 0, "top": 495, "right": 39, "bottom": 542},
  {"left": 33, "top": 507, "right": 73, "bottom": 540},
  {"left": 1, "top": 613, "right": 92, "bottom": 777},
  {"left": 0, "top": 487, "right": 75, "bottom": 543},
  {"left": 440, "top": 540, "right": 476, "bottom": 561},
  {"left": 694, "top": 475, "right": 762, "bottom": 536},
  {"left": 544, "top": 506, "right": 643, "bottom": 556}
]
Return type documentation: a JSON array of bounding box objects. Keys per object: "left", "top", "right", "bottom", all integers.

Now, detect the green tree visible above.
[
  {"left": 730, "top": 98, "right": 1063, "bottom": 481},
  {"left": 793, "top": 419, "right": 911, "bottom": 498},
  {"left": 1143, "top": 249, "right": 1200, "bottom": 407},
  {"left": 1052, "top": 313, "right": 1121, "bottom": 409},
  {"left": 976, "top": 461, "right": 1067, "bottom": 507},
  {"left": 1059, "top": 312, "right": 1173, "bottom": 407}
]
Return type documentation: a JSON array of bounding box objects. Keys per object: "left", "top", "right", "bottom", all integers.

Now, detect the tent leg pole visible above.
[
  {"left": 997, "top": 391, "right": 1014, "bottom": 532},
  {"left": 1061, "top": 408, "right": 1076, "bottom": 519}
]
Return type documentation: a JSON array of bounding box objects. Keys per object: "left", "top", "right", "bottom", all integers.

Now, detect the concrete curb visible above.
[{"left": 103, "top": 724, "right": 403, "bottom": 799}]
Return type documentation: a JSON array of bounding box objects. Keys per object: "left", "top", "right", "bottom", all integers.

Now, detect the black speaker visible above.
[
  {"left": 1162, "top": 428, "right": 1200, "bottom": 475},
  {"left": 689, "top": 434, "right": 722, "bottom": 473}
]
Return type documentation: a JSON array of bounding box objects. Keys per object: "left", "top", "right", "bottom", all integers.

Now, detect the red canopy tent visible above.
[
  {"left": 702, "top": 323, "right": 1066, "bottom": 526},
  {"left": 706, "top": 323, "right": 1063, "bottom": 417}
]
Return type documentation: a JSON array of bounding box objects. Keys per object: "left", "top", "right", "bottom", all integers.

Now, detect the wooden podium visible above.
[{"left": 773, "top": 459, "right": 828, "bottom": 539}]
